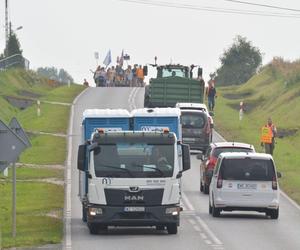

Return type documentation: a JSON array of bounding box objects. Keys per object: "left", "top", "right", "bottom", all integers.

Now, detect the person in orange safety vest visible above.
[{"left": 260, "top": 117, "right": 277, "bottom": 155}]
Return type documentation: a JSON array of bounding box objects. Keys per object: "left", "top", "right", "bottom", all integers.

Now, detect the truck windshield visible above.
[
  {"left": 162, "top": 68, "right": 185, "bottom": 77},
  {"left": 93, "top": 143, "right": 174, "bottom": 178}
]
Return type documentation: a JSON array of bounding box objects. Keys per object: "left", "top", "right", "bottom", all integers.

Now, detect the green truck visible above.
[{"left": 144, "top": 64, "right": 205, "bottom": 108}]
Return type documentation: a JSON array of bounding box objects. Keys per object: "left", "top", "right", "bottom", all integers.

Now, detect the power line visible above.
[
  {"left": 118, "top": 0, "right": 300, "bottom": 18},
  {"left": 223, "top": 0, "right": 300, "bottom": 13}
]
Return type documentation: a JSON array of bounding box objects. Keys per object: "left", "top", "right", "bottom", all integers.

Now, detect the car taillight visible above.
[
  {"left": 205, "top": 122, "right": 211, "bottom": 134},
  {"left": 207, "top": 157, "right": 217, "bottom": 169},
  {"left": 217, "top": 174, "right": 223, "bottom": 189},
  {"left": 272, "top": 176, "right": 278, "bottom": 190}
]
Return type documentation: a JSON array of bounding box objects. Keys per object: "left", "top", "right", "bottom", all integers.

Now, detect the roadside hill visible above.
[
  {"left": 0, "top": 68, "right": 85, "bottom": 249},
  {"left": 214, "top": 57, "right": 300, "bottom": 204}
]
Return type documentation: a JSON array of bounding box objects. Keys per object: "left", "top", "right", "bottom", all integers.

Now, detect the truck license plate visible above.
[{"left": 124, "top": 207, "right": 145, "bottom": 212}]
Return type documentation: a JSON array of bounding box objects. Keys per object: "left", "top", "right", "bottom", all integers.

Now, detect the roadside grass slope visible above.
[
  {"left": 214, "top": 58, "right": 300, "bottom": 204},
  {"left": 0, "top": 69, "right": 85, "bottom": 248}
]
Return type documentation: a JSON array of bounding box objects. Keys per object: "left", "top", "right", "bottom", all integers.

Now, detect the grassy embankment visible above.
[
  {"left": 0, "top": 69, "right": 85, "bottom": 248},
  {"left": 213, "top": 58, "right": 300, "bottom": 204}
]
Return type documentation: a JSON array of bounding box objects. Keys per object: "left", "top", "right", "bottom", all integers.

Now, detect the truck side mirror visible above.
[
  {"left": 182, "top": 144, "right": 191, "bottom": 172},
  {"left": 77, "top": 144, "right": 87, "bottom": 171},
  {"left": 143, "top": 65, "right": 148, "bottom": 76}
]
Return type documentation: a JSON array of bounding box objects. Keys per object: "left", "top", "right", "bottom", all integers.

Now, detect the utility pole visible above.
[{"left": 5, "top": 0, "right": 9, "bottom": 50}]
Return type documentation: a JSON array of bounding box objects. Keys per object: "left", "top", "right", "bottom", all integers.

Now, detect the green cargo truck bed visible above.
[{"left": 146, "top": 76, "right": 204, "bottom": 108}]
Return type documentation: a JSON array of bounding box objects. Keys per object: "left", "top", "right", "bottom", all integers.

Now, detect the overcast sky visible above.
[{"left": 1, "top": 0, "right": 300, "bottom": 85}]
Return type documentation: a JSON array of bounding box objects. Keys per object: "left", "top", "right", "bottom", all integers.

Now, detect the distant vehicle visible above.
[
  {"left": 209, "top": 152, "right": 281, "bottom": 219},
  {"left": 144, "top": 64, "right": 205, "bottom": 108},
  {"left": 198, "top": 142, "right": 255, "bottom": 194},
  {"left": 176, "top": 103, "right": 214, "bottom": 127}
]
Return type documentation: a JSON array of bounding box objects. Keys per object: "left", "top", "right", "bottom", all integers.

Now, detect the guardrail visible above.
[{"left": 0, "top": 54, "right": 30, "bottom": 70}]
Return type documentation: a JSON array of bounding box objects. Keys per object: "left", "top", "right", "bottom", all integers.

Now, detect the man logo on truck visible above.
[{"left": 124, "top": 195, "right": 144, "bottom": 201}]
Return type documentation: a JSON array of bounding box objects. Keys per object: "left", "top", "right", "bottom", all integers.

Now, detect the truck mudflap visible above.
[{"left": 87, "top": 204, "right": 180, "bottom": 227}]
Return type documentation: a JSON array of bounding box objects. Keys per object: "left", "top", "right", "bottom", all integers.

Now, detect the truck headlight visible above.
[
  {"left": 165, "top": 207, "right": 179, "bottom": 216},
  {"left": 89, "top": 207, "right": 103, "bottom": 216}
]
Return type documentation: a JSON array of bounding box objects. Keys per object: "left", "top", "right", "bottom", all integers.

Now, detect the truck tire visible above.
[
  {"left": 82, "top": 205, "right": 87, "bottom": 222},
  {"left": 144, "top": 85, "right": 150, "bottom": 108},
  {"left": 167, "top": 223, "right": 178, "bottom": 234},
  {"left": 88, "top": 223, "right": 98, "bottom": 235}
]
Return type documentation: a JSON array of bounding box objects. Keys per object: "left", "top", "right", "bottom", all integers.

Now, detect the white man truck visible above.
[{"left": 77, "top": 108, "right": 190, "bottom": 234}]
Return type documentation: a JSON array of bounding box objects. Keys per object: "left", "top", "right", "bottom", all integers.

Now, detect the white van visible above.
[{"left": 209, "top": 152, "right": 281, "bottom": 219}]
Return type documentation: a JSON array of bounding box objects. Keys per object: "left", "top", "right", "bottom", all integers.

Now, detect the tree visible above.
[
  {"left": 36, "top": 67, "right": 74, "bottom": 84},
  {"left": 4, "top": 31, "right": 22, "bottom": 57},
  {"left": 215, "top": 36, "right": 262, "bottom": 86}
]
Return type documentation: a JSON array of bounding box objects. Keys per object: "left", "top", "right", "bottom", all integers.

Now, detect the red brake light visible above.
[
  {"left": 272, "top": 176, "right": 278, "bottom": 190},
  {"left": 207, "top": 157, "right": 217, "bottom": 169}
]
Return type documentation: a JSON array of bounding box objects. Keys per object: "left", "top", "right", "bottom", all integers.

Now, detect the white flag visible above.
[{"left": 103, "top": 50, "right": 112, "bottom": 67}]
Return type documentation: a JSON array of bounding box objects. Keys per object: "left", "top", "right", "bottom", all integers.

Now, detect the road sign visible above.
[
  {"left": 0, "top": 120, "right": 28, "bottom": 172},
  {"left": 9, "top": 117, "right": 31, "bottom": 147}
]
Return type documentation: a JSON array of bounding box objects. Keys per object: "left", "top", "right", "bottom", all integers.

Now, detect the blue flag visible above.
[{"left": 103, "top": 50, "right": 112, "bottom": 67}]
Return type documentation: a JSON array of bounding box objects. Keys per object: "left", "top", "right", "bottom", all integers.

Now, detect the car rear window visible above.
[
  {"left": 181, "top": 112, "right": 206, "bottom": 129},
  {"left": 220, "top": 158, "right": 275, "bottom": 181},
  {"left": 213, "top": 147, "right": 253, "bottom": 158}
]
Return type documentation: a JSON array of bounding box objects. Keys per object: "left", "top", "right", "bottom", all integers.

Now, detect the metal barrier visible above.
[{"left": 0, "top": 54, "right": 30, "bottom": 70}]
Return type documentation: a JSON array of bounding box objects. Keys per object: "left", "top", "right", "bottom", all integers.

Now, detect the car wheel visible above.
[
  {"left": 200, "top": 181, "right": 204, "bottom": 192},
  {"left": 270, "top": 208, "right": 279, "bottom": 219},
  {"left": 212, "top": 201, "right": 221, "bottom": 217},
  {"left": 167, "top": 223, "right": 178, "bottom": 234},
  {"left": 88, "top": 223, "right": 99, "bottom": 235},
  {"left": 204, "top": 183, "right": 209, "bottom": 194},
  {"left": 156, "top": 225, "right": 165, "bottom": 230}
]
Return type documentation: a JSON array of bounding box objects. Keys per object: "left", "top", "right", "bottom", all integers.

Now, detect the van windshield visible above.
[
  {"left": 93, "top": 143, "right": 174, "bottom": 178},
  {"left": 181, "top": 112, "right": 206, "bottom": 129},
  {"left": 220, "top": 158, "right": 275, "bottom": 181}
]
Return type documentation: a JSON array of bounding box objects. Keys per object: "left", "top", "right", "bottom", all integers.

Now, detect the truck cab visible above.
[{"left": 77, "top": 109, "right": 191, "bottom": 235}]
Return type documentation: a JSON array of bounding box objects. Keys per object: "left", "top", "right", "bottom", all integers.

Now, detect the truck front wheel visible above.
[
  {"left": 167, "top": 223, "right": 178, "bottom": 234},
  {"left": 88, "top": 223, "right": 98, "bottom": 235}
]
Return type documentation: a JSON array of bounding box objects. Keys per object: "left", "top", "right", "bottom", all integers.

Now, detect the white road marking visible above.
[
  {"left": 200, "top": 232, "right": 207, "bottom": 239},
  {"left": 193, "top": 225, "right": 201, "bottom": 232},
  {"left": 64, "top": 88, "right": 88, "bottom": 250},
  {"left": 195, "top": 216, "right": 223, "bottom": 245},
  {"left": 205, "top": 240, "right": 212, "bottom": 245},
  {"left": 188, "top": 219, "right": 196, "bottom": 225}
]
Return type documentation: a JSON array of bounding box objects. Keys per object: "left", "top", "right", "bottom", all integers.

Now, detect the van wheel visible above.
[
  {"left": 88, "top": 223, "right": 98, "bottom": 235},
  {"left": 167, "top": 224, "right": 178, "bottom": 234},
  {"left": 209, "top": 201, "right": 212, "bottom": 214},
  {"left": 204, "top": 183, "right": 209, "bottom": 194},
  {"left": 212, "top": 202, "right": 220, "bottom": 217},
  {"left": 269, "top": 208, "right": 279, "bottom": 219}
]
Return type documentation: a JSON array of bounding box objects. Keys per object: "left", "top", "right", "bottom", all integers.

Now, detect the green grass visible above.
[
  {"left": 17, "top": 103, "right": 70, "bottom": 134},
  {"left": 0, "top": 182, "right": 63, "bottom": 249},
  {"left": 0, "top": 69, "right": 84, "bottom": 248},
  {"left": 44, "top": 84, "right": 86, "bottom": 103},
  {"left": 19, "top": 135, "right": 66, "bottom": 165},
  {"left": 215, "top": 63, "right": 300, "bottom": 204}
]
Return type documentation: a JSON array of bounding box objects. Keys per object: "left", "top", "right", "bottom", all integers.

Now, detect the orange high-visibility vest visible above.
[{"left": 260, "top": 125, "right": 273, "bottom": 144}]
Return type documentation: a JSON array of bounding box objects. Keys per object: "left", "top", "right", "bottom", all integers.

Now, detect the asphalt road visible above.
[{"left": 66, "top": 87, "right": 300, "bottom": 250}]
